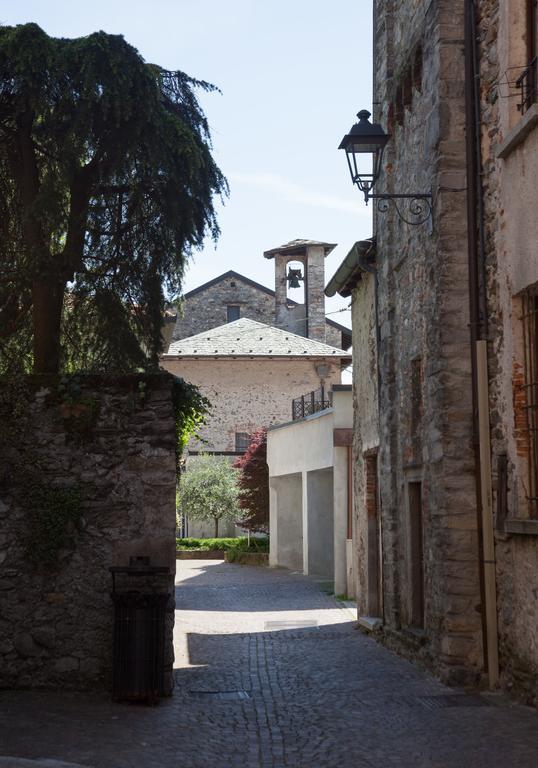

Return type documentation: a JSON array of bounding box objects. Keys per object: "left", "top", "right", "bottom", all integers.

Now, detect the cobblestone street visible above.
[{"left": 1, "top": 560, "right": 538, "bottom": 768}]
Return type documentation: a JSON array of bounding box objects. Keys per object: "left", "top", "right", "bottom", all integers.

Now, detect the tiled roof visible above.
[
  {"left": 264, "top": 239, "right": 337, "bottom": 259},
  {"left": 164, "top": 318, "right": 351, "bottom": 358}
]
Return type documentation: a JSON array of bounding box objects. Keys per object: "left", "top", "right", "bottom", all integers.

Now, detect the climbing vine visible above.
[
  {"left": 24, "top": 483, "right": 83, "bottom": 567},
  {"left": 172, "top": 377, "right": 211, "bottom": 470},
  {"left": 0, "top": 372, "right": 85, "bottom": 569}
]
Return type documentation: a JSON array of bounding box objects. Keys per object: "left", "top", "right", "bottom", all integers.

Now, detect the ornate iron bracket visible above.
[{"left": 368, "top": 192, "right": 434, "bottom": 232}]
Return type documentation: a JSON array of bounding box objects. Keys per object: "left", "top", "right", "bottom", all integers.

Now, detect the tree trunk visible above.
[
  {"left": 32, "top": 279, "right": 65, "bottom": 374},
  {"left": 214, "top": 517, "right": 219, "bottom": 538}
]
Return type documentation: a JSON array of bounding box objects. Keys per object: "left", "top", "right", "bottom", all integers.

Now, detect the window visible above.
[
  {"left": 227, "top": 305, "right": 240, "bottom": 322},
  {"left": 528, "top": 0, "right": 538, "bottom": 61},
  {"left": 411, "top": 357, "right": 423, "bottom": 461},
  {"left": 235, "top": 432, "right": 250, "bottom": 452},
  {"left": 365, "top": 452, "right": 382, "bottom": 618},
  {"left": 407, "top": 481, "right": 425, "bottom": 629},
  {"left": 522, "top": 288, "right": 538, "bottom": 516}
]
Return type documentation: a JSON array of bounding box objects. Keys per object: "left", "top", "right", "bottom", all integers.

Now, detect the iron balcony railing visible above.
[
  {"left": 516, "top": 57, "right": 537, "bottom": 114},
  {"left": 292, "top": 386, "right": 332, "bottom": 420}
]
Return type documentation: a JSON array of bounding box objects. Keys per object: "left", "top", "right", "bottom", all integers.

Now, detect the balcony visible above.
[{"left": 292, "top": 386, "right": 332, "bottom": 420}]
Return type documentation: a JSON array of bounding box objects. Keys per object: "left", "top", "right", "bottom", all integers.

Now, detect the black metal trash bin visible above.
[{"left": 110, "top": 557, "right": 170, "bottom": 703}]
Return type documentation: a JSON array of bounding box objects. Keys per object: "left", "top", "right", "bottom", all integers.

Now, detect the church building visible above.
[{"left": 161, "top": 239, "right": 351, "bottom": 456}]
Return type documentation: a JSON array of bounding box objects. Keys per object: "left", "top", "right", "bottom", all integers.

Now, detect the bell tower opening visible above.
[
  {"left": 286, "top": 260, "right": 305, "bottom": 306},
  {"left": 263, "top": 238, "right": 336, "bottom": 342}
]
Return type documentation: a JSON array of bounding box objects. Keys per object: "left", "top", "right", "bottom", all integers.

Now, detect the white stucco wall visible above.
[
  {"left": 267, "top": 409, "right": 335, "bottom": 477},
  {"left": 267, "top": 389, "right": 352, "bottom": 593}
]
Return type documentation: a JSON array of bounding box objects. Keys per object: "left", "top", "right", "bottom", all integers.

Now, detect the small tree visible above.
[
  {"left": 179, "top": 455, "right": 240, "bottom": 537},
  {"left": 234, "top": 428, "right": 269, "bottom": 533}
]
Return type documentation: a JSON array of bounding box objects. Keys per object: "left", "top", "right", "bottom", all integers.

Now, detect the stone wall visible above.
[
  {"left": 161, "top": 357, "right": 343, "bottom": 452},
  {"left": 372, "top": 0, "right": 483, "bottom": 685},
  {"left": 475, "top": 0, "right": 538, "bottom": 704},
  {"left": 351, "top": 271, "right": 379, "bottom": 618},
  {"left": 0, "top": 374, "right": 177, "bottom": 691},
  {"left": 173, "top": 275, "right": 276, "bottom": 342}
]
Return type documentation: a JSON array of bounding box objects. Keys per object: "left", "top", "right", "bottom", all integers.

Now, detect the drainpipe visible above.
[{"left": 464, "top": 0, "right": 499, "bottom": 688}]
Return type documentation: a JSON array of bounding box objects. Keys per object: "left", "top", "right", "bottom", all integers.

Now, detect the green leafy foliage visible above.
[
  {"left": 172, "top": 377, "right": 211, "bottom": 468},
  {"left": 178, "top": 455, "right": 241, "bottom": 537},
  {"left": 176, "top": 536, "right": 269, "bottom": 552},
  {"left": 25, "top": 483, "right": 83, "bottom": 568},
  {"left": 0, "top": 373, "right": 84, "bottom": 569},
  {"left": 0, "top": 23, "right": 227, "bottom": 374}
]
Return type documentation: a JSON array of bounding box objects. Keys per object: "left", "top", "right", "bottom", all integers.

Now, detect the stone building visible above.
[
  {"left": 161, "top": 239, "right": 352, "bottom": 536},
  {"left": 327, "top": 0, "right": 538, "bottom": 703},
  {"left": 476, "top": 0, "right": 538, "bottom": 704},
  {"left": 162, "top": 318, "right": 350, "bottom": 454},
  {"left": 162, "top": 319, "right": 350, "bottom": 535},
  {"left": 163, "top": 237, "right": 352, "bottom": 457},
  {"left": 171, "top": 239, "right": 351, "bottom": 351}
]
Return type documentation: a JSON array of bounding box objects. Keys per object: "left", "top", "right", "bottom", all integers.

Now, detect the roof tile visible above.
[{"left": 164, "top": 318, "right": 351, "bottom": 359}]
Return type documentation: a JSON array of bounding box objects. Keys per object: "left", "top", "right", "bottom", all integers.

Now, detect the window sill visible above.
[
  {"left": 504, "top": 518, "right": 538, "bottom": 536},
  {"left": 497, "top": 104, "right": 538, "bottom": 159},
  {"left": 358, "top": 615, "right": 383, "bottom": 632}
]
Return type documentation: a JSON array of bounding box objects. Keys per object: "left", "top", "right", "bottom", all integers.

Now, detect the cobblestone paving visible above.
[{"left": 1, "top": 560, "right": 538, "bottom": 767}]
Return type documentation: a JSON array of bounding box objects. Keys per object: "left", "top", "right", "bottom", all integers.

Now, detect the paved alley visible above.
[{"left": 1, "top": 560, "right": 538, "bottom": 768}]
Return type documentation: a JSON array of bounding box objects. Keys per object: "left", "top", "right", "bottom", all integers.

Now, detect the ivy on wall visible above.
[
  {"left": 0, "top": 371, "right": 210, "bottom": 567},
  {"left": 25, "top": 483, "right": 83, "bottom": 567},
  {"left": 0, "top": 373, "right": 86, "bottom": 569},
  {"left": 172, "top": 376, "right": 211, "bottom": 469}
]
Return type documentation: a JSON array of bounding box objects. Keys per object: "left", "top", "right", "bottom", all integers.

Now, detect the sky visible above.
[{"left": 1, "top": 0, "right": 373, "bottom": 330}]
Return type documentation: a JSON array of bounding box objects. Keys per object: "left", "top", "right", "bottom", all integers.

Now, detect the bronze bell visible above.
[{"left": 287, "top": 268, "right": 303, "bottom": 289}]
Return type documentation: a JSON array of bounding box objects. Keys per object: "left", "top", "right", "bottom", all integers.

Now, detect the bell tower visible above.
[{"left": 263, "top": 239, "right": 336, "bottom": 343}]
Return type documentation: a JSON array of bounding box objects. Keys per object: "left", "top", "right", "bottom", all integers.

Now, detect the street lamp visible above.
[
  {"left": 339, "top": 109, "right": 433, "bottom": 228},
  {"left": 338, "top": 110, "right": 389, "bottom": 203}
]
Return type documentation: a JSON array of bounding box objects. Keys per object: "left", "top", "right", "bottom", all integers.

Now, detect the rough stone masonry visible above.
[
  {"left": 371, "top": 0, "right": 483, "bottom": 685},
  {"left": 0, "top": 373, "right": 177, "bottom": 691}
]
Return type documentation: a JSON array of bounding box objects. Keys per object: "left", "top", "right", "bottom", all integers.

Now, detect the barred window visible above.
[
  {"left": 522, "top": 288, "right": 538, "bottom": 516},
  {"left": 517, "top": 1, "right": 538, "bottom": 112},
  {"left": 235, "top": 432, "right": 250, "bottom": 453}
]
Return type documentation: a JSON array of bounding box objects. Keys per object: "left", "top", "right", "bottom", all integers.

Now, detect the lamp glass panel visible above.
[
  {"left": 348, "top": 138, "right": 386, "bottom": 154},
  {"left": 346, "top": 146, "right": 374, "bottom": 184}
]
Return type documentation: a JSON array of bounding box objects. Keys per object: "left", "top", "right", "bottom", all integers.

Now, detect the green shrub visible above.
[{"left": 176, "top": 536, "right": 269, "bottom": 552}]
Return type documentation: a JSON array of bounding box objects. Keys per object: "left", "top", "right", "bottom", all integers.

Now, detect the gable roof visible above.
[
  {"left": 180, "top": 270, "right": 351, "bottom": 341},
  {"left": 182, "top": 270, "right": 275, "bottom": 300},
  {"left": 164, "top": 318, "right": 351, "bottom": 359}
]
